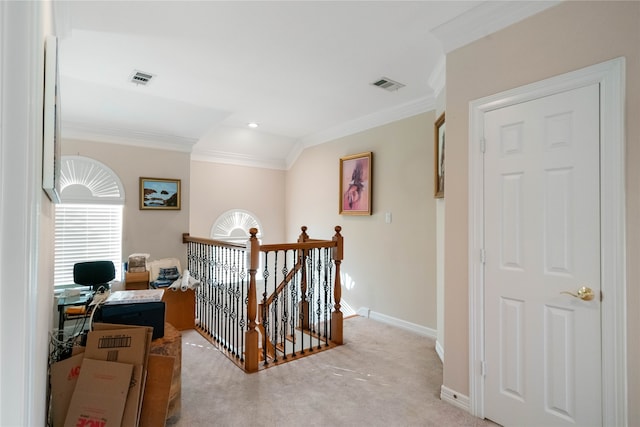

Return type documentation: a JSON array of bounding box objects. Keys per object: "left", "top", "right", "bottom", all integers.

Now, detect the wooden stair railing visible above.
[{"left": 183, "top": 226, "right": 343, "bottom": 372}]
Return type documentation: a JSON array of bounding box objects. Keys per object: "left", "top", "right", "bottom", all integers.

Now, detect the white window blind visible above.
[
  {"left": 54, "top": 204, "right": 123, "bottom": 287},
  {"left": 54, "top": 156, "right": 125, "bottom": 288}
]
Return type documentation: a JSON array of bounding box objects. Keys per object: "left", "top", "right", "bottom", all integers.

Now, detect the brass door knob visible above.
[{"left": 561, "top": 286, "right": 594, "bottom": 301}]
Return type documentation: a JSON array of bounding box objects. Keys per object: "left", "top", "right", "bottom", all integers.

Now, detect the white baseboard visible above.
[
  {"left": 356, "top": 306, "right": 370, "bottom": 318},
  {"left": 440, "top": 385, "right": 470, "bottom": 412},
  {"left": 435, "top": 340, "right": 444, "bottom": 363},
  {"left": 357, "top": 308, "right": 437, "bottom": 339}
]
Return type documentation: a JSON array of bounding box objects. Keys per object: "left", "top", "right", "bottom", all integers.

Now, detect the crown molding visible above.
[
  {"left": 428, "top": 55, "right": 446, "bottom": 98},
  {"left": 191, "top": 149, "right": 287, "bottom": 171},
  {"left": 63, "top": 121, "right": 198, "bottom": 152},
  {"left": 285, "top": 95, "right": 434, "bottom": 169},
  {"left": 298, "top": 95, "right": 435, "bottom": 150},
  {"left": 285, "top": 143, "right": 305, "bottom": 170},
  {"left": 432, "top": 1, "right": 561, "bottom": 53}
]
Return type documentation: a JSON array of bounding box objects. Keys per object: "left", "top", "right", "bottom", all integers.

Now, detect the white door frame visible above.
[{"left": 468, "top": 58, "right": 627, "bottom": 426}]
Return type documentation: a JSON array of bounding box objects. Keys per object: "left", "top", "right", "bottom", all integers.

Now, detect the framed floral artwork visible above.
[{"left": 340, "top": 152, "right": 372, "bottom": 215}]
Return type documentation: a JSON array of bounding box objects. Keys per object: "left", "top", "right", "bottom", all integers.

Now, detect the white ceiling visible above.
[{"left": 55, "top": 1, "right": 559, "bottom": 169}]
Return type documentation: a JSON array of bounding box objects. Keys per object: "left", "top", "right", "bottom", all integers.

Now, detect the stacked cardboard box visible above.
[{"left": 49, "top": 323, "right": 175, "bottom": 427}]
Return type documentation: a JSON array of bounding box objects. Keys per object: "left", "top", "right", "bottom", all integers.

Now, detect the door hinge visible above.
[
  {"left": 480, "top": 249, "right": 486, "bottom": 264},
  {"left": 480, "top": 360, "right": 486, "bottom": 377},
  {"left": 480, "top": 137, "right": 486, "bottom": 153}
]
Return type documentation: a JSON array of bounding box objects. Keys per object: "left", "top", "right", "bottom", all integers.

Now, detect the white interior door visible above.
[{"left": 483, "top": 84, "right": 601, "bottom": 426}]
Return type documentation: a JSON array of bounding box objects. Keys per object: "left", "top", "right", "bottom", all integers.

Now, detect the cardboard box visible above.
[
  {"left": 63, "top": 358, "right": 133, "bottom": 427},
  {"left": 139, "top": 354, "right": 175, "bottom": 427},
  {"left": 128, "top": 255, "right": 147, "bottom": 273},
  {"left": 85, "top": 324, "right": 152, "bottom": 427},
  {"left": 50, "top": 323, "right": 167, "bottom": 426},
  {"left": 162, "top": 288, "right": 195, "bottom": 330},
  {"left": 125, "top": 271, "right": 150, "bottom": 289},
  {"left": 50, "top": 352, "right": 85, "bottom": 427}
]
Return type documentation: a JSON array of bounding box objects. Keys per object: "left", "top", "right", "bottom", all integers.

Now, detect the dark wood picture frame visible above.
[
  {"left": 434, "top": 112, "right": 445, "bottom": 198},
  {"left": 140, "top": 177, "right": 181, "bottom": 210},
  {"left": 339, "top": 152, "right": 372, "bottom": 215}
]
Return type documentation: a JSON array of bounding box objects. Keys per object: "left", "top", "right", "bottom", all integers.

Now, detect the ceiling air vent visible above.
[
  {"left": 130, "top": 70, "right": 155, "bottom": 86},
  {"left": 371, "top": 77, "right": 405, "bottom": 91}
]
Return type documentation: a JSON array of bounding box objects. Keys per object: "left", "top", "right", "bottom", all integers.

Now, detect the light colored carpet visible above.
[{"left": 169, "top": 315, "right": 495, "bottom": 427}]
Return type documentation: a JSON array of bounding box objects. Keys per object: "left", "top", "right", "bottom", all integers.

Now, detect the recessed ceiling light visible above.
[{"left": 248, "top": 122, "right": 259, "bottom": 128}]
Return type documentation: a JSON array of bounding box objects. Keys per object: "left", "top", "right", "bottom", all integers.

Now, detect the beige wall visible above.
[
  {"left": 444, "top": 1, "right": 640, "bottom": 423},
  {"left": 286, "top": 112, "right": 438, "bottom": 328},
  {"left": 189, "top": 161, "right": 286, "bottom": 244},
  {"left": 63, "top": 139, "right": 190, "bottom": 267}
]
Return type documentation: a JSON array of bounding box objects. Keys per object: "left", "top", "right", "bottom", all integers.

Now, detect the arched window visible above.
[
  {"left": 210, "top": 209, "right": 262, "bottom": 243},
  {"left": 54, "top": 156, "right": 125, "bottom": 287},
  {"left": 211, "top": 209, "right": 264, "bottom": 274}
]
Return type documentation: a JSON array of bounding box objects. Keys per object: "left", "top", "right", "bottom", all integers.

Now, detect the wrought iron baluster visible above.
[
  {"left": 322, "top": 247, "right": 329, "bottom": 347},
  {"left": 232, "top": 248, "right": 237, "bottom": 357},
  {"left": 209, "top": 246, "right": 215, "bottom": 341},
  {"left": 229, "top": 247, "right": 235, "bottom": 353},
  {"left": 228, "top": 247, "right": 232, "bottom": 348},
  {"left": 271, "top": 250, "right": 278, "bottom": 363},
  {"left": 210, "top": 245, "right": 215, "bottom": 338},
  {"left": 282, "top": 250, "right": 290, "bottom": 359},
  {"left": 303, "top": 250, "right": 311, "bottom": 353},
  {"left": 199, "top": 243, "right": 205, "bottom": 334},
  {"left": 239, "top": 251, "right": 246, "bottom": 362},
  {"left": 225, "top": 247, "right": 231, "bottom": 350},
  {"left": 292, "top": 249, "right": 299, "bottom": 357},
  {"left": 215, "top": 246, "right": 222, "bottom": 343},
  {"left": 233, "top": 248, "right": 241, "bottom": 358},
  {"left": 311, "top": 247, "right": 317, "bottom": 347},
  {"left": 228, "top": 248, "right": 234, "bottom": 355},
  {"left": 200, "top": 243, "right": 205, "bottom": 336},
  {"left": 316, "top": 248, "right": 323, "bottom": 340},
  {"left": 328, "top": 255, "right": 334, "bottom": 341},
  {"left": 261, "top": 251, "right": 269, "bottom": 366}
]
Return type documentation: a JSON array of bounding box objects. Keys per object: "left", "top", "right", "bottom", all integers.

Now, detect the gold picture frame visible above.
[
  {"left": 339, "top": 152, "right": 372, "bottom": 215},
  {"left": 434, "top": 112, "right": 445, "bottom": 198},
  {"left": 139, "top": 177, "right": 181, "bottom": 210}
]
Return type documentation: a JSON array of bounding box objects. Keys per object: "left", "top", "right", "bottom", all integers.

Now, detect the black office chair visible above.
[{"left": 73, "top": 261, "right": 115, "bottom": 292}]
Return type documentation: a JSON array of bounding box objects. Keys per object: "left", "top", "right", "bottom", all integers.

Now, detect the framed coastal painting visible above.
[
  {"left": 434, "top": 113, "right": 445, "bottom": 198},
  {"left": 339, "top": 152, "right": 372, "bottom": 215},
  {"left": 140, "top": 177, "right": 181, "bottom": 210}
]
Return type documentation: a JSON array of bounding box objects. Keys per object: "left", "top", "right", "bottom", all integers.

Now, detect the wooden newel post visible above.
[
  {"left": 297, "top": 225, "right": 309, "bottom": 243},
  {"left": 331, "top": 226, "right": 344, "bottom": 345},
  {"left": 245, "top": 227, "right": 260, "bottom": 372}
]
